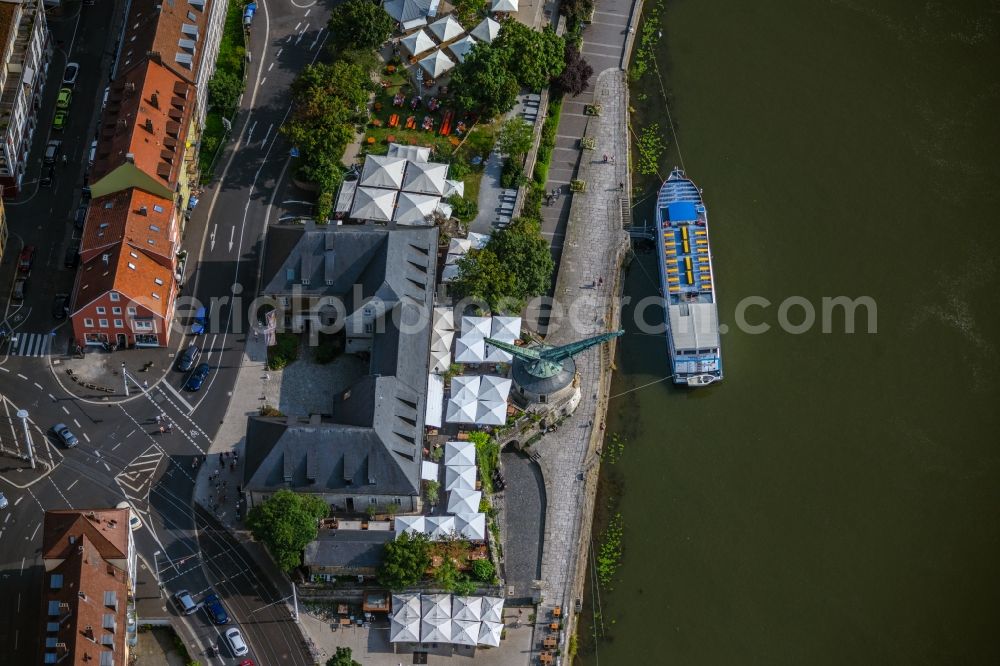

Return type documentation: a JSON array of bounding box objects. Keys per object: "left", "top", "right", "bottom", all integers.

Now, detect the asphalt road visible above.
[{"left": 0, "top": 1, "right": 340, "bottom": 663}]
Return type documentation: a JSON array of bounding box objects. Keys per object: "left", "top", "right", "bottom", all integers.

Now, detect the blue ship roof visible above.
[{"left": 667, "top": 201, "right": 698, "bottom": 222}]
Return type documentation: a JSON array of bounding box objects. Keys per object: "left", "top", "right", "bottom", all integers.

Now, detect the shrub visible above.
[
  {"left": 449, "top": 195, "right": 478, "bottom": 223},
  {"left": 267, "top": 332, "right": 299, "bottom": 370},
  {"left": 472, "top": 558, "right": 496, "bottom": 583},
  {"left": 500, "top": 159, "right": 524, "bottom": 189}
]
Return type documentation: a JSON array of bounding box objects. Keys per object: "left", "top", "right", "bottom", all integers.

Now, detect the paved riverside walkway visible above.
[{"left": 524, "top": 0, "right": 641, "bottom": 660}]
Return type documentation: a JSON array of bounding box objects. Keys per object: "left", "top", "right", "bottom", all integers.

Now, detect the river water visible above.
[{"left": 580, "top": 0, "right": 1000, "bottom": 663}]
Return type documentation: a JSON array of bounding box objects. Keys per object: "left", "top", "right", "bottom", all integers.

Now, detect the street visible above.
[{"left": 0, "top": 1, "right": 340, "bottom": 663}]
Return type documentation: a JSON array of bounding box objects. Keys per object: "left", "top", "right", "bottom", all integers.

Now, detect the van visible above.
[{"left": 173, "top": 590, "right": 198, "bottom": 615}]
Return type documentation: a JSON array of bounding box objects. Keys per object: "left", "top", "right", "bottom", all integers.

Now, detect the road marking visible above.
[
  {"left": 103, "top": 462, "right": 111, "bottom": 472},
  {"left": 126, "top": 429, "right": 136, "bottom": 438},
  {"left": 21, "top": 556, "right": 26, "bottom": 573},
  {"left": 161, "top": 379, "right": 195, "bottom": 413},
  {"left": 34, "top": 382, "right": 43, "bottom": 390},
  {"left": 83, "top": 433, "right": 91, "bottom": 442},
  {"left": 73, "top": 418, "right": 81, "bottom": 428},
  {"left": 29, "top": 523, "right": 40, "bottom": 541},
  {"left": 299, "top": 22, "right": 309, "bottom": 35},
  {"left": 267, "top": 61, "right": 274, "bottom": 71},
  {"left": 294, "top": 21, "right": 301, "bottom": 31},
  {"left": 4, "top": 514, "right": 10, "bottom": 523},
  {"left": 61, "top": 406, "right": 70, "bottom": 414},
  {"left": 259, "top": 76, "right": 267, "bottom": 87},
  {"left": 304, "top": 8, "right": 311, "bottom": 16},
  {"left": 67, "top": 479, "right": 78, "bottom": 491},
  {"left": 48, "top": 393, "right": 55, "bottom": 401},
  {"left": 0, "top": 367, "right": 7, "bottom": 372},
  {"left": 17, "top": 373, "right": 26, "bottom": 380},
  {"left": 276, "top": 47, "right": 282, "bottom": 58},
  {"left": 111, "top": 441, "right": 122, "bottom": 451},
  {"left": 14, "top": 496, "right": 23, "bottom": 506},
  {"left": 311, "top": 28, "right": 324, "bottom": 50},
  {"left": 261, "top": 123, "right": 273, "bottom": 146}
]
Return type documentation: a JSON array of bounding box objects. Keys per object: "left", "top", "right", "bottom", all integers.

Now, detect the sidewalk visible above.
[{"left": 50, "top": 344, "right": 178, "bottom": 402}]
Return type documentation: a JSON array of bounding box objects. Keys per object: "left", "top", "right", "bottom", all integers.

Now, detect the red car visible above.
[
  {"left": 239, "top": 660, "right": 255, "bottom": 666},
  {"left": 18, "top": 245, "right": 36, "bottom": 273}
]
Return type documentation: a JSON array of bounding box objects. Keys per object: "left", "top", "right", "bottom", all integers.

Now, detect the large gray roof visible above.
[{"left": 249, "top": 223, "right": 439, "bottom": 498}]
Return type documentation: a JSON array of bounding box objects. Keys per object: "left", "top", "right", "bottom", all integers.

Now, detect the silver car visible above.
[{"left": 53, "top": 423, "right": 79, "bottom": 448}]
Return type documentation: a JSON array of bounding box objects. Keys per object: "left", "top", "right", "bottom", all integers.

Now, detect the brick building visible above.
[{"left": 39, "top": 508, "right": 137, "bottom": 665}]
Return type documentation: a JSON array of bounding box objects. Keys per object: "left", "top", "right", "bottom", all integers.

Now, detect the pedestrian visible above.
[
  {"left": 155, "top": 415, "right": 162, "bottom": 424},
  {"left": 611, "top": 155, "right": 616, "bottom": 164},
  {"left": 230, "top": 461, "right": 236, "bottom": 471},
  {"left": 619, "top": 182, "right": 624, "bottom": 191},
  {"left": 159, "top": 425, "right": 165, "bottom": 435},
  {"left": 218, "top": 453, "right": 224, "bottom": 465},
  {"left": 598, "top": 276, "right": 604, "bottom": 286},
  {"left": 143, "top": 380, "right": 149, "bottom": 389},
  {"left": 603, "top": 154, "right": 608, "bottom": 163}
]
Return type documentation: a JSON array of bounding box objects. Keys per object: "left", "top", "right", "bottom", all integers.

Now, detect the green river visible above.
[{"left": 581, "top": 0, "right": 1000, "bottom": 663}]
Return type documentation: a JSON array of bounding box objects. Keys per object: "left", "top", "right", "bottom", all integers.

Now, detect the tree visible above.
[
  {"left": 454, "top": 218, "right": 554, "bottom": 311},
  {"left": 327, "top": 0, "right": 394, "bottom": 52},
  {"left": 433, "top": 559, "right": 461, "bottom": 592},
  {"left": 553, "top": 44, "right": 594, "bottom": 98},
  {"left": 472, "top": 558, "right": 496, "bottom": 583},
  {"left": 449, "top": 44, "right": 519, "bottom": 117},
  {"left": 246, "top": 490, "right": 328, "bottom": 572},
  {"left": 326, "top": 647, "right": 361, "bottom": 666},
  {"left": 497, "top": 117, "right": 534, "bottom": 159},
  {"left": 207, "top": 70, "right": 242, "bottom": 113},
  {"left": 452, "top": 0, "right": 487, "bottom": 27},
  {"left": 378, "top": 532, "right": 432, "bottom": 590},
  {"left": 560, "top": 0, "right": 595, "bottom": 24},
  {"left": 292, "top": 61, "right": 373, "bottom": 113},
  {"left": 493, "top": 23, "right": 566, "bottom": 92},
  {"left": 454, "top": 575, "right": 478, "bottom": 596},
  {"left": 424, "top": 480, "right": 441, "bottom": 506}
]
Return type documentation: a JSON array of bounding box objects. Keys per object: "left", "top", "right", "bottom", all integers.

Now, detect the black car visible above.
[
  {"left": 184, "top": 363, "right": 211, "bottom": 391},
  {"left": 64, "top": 239, "right": 80, "bottom": 268},
  {"left": 202, "top": 593, "right": 229, "bottom": 625},
  {"left": 52, "top": 294, "right": 69, "bottom": 320},
  {"left": 74, "top": 204, "right": 88, "bottom": 229},
  {"left": 176, "top": 345, "right": 200, "bottom": 372}
]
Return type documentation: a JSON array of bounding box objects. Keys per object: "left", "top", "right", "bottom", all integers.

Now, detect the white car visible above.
[
  {"left": 225, "top": 627, "right": 248, "bottom": 657},
  {"left": 0, "top": 492, "right": 8, "bottom": 509},
  {"left": 63, "top": 62, "right": 80, "bottom": 87},
  {"left": 115, "top": 501, "right": 142, "bottom": 531}
]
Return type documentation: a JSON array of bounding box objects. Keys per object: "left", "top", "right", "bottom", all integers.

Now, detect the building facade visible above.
[
  {"left": 0, "top": 0, "right": 49, "bottom": 197},
  {"left": 40, "top": 508, "right": 137, "bottom": 666}
]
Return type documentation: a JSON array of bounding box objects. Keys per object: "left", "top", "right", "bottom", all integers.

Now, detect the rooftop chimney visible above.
[{"left": 125, "top": 153, "right": 135, "bottom": 164}]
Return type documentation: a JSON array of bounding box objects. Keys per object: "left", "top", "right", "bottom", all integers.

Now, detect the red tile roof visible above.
[
  {"left": 82, "top": 188, "right": 176, "bottom": 267},
  {"left": 91, "top": 60, "right": 193, "bottom": 192},
  {"left": 41, "top": 509, "right": 130, "bottom": 666},
  {"left": 118, "top": 0, "right": 209, "bottom": 83},
  {"left": 72, "top": 243, "right": 175, "bottom": 320}
]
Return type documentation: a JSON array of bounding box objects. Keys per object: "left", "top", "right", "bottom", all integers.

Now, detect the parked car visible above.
[
  {"left": 239, "top": 660, "right": 255, "bottom": 666},
  {"left": 43, "top": 140, "right": 61, "bottom": 164},
  {"left": 0, "top": 492, "right": 8, "bottom": 509},
  {"left": 184, "top": 363, "right": 211, "bottom": 391},
  {"left": 52, "top": 110, "right": 67, "bottom": 130},
  {"left": 176, "top": 345, "right": 200, "bottom": 372},
  {"left": 56, "top": 87, "right": 72, "bottom": 109},
  {"left": 62, "top": 63, "right": 79, "bottom": 87},
  {"left": 202, "top": 593, "right": 229, "bottom": 625},
  {"left": 64, "top": 239, "right": 80, "bottom": 267},
  {"left": 40, "top": 167, "right": 54, "bottom": 187},
  {"left": 173, "top": 590, "right": 198, "bottom": 615},
  {"left": 74, "top": 204, "right": 88, "bottom": 229},
  {"left": 225, "top": 628, "right": 249, "bottom": 657},
  {"left": 12, "top": 277, "right": 26, "bottom": 301},
  {"left": 52, "top": 424, "right": 79, "bottom": 448},
  {"left": 115, "top": 501, "right": 142, "bottom": 531},
  {"left": 52, "top": 293, "right": 69, "bottom": 320},
  {"left": 18, "top": 245, "right": 35, "bottom": 272},
  {"left": 191, "top": 306, "right": 207, "bottom": 334},
  {"left": 88, "top": 139, "right": 97, "bottom": 166},
  {"left": 101, "top": 86, "right": 109, "bottom": 110}
]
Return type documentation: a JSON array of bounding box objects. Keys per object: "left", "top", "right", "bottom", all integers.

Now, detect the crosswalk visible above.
[
  {"left": 7, "top": 332, "right": 53, "bottom": 357},
  {"left": 115, "top": 445, "right": 164, "bottom": 504}
]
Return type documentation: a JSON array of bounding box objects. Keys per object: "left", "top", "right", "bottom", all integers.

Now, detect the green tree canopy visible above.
[
  {"left": 433, "top": 558, "right": 461, "bottom": 592},
  {"left": 560, "top": 0, "right": 595, "bottom": 24},
  {"left": 378, "top": 532, "right": 432, "bottom": 590},
  {"left": 493, "top": 22, "right": 566, "bottom": 92},
  {"left": 327, "top": 647, "right": 361, "bottom": 666},
  {"left": 497, "top": 117, "right": 534, "bottom": 159},
  {"left": 246, "top": 490, "right": 328, "bottom": 572},
  {"left": 449, "top": 43, "right": 520, "bottom": 117},
  {"left": 472, "top": 558, "right": 496, "bottom": 582},
  {"left": 553, "top": 43, "right": 594, "bottom": 98},
  {"left": 284, "top": 61, "right": 373, "bottom": 221},
  {"left": 327, "top": 0, "right": 395, "bottom": 52},
  {"left": 453, "top": 217, "right": 555, "bottom": 312},
  {"left": 207, "top": 70, "right": 242, "bottom": 113}
]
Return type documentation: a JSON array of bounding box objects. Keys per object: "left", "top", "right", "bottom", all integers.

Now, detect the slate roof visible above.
[
  {"left": 303, "top": 529, "right": 394, "bottom": 574},
  {"left": 248, "top": 224, "right": 439, "bottom": 498}
]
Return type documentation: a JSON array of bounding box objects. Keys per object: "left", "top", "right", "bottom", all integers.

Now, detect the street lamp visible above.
[
  {"left": 16, "top": 409, "right": 35, "bottom": 470},
  {"left": 122, "top": 362, "right": 129, "bottom": 397}
]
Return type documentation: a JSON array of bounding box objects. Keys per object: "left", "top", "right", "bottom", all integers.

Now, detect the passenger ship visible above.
[{"left": 655, "top": 168, "right": 723, "bottom": 386}]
